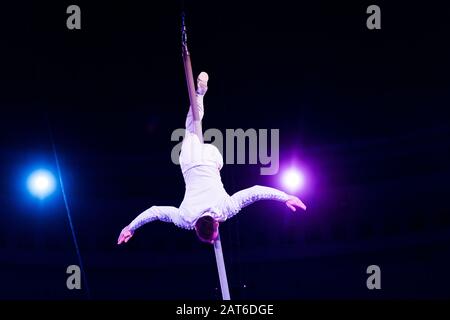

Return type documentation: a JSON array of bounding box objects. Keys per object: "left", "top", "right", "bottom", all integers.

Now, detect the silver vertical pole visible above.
[
  {"left": 181, "top": 13, "right": 231, "bottom": 300},
  {"left": 214, "top": 233, "right": 231, "bottom": 300}
]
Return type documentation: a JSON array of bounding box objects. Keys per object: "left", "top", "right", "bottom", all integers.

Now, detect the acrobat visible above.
[{"left": 117, "top": 72, "right": 306, "bottom": 245}]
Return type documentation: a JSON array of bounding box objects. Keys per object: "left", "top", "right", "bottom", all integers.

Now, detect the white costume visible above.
[{"left": 128, "top": 93, "right": 289, "bottom": 232}]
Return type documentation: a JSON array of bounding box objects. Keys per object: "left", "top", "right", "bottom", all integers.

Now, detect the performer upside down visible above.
[{"left": 117, "top": 72, "right": 306, "bottom": 245}]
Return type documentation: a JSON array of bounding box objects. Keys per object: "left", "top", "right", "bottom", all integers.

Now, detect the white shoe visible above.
[{"left": 196, "top": 72, "right": 208, "bottom": 95}]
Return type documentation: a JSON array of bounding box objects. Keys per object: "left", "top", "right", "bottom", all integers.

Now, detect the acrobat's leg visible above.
[
  {"left": 185, "top": 72, "right": 208, "bottom": 137},
  {"left": 181, "top": 73, "right": 208, "bottom": 170}
]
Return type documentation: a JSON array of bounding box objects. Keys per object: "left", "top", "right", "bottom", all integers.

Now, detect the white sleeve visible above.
[
  {"left": 223, "top": 185, "right": 290, "bottom": 219},
  {"left": 128, "top": 206, "right": 180, "bottom": 232}
]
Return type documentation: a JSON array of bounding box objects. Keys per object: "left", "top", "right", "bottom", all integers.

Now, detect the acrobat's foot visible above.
[{"left": 196, "top": 71, "right": 208, "bottom": 96}]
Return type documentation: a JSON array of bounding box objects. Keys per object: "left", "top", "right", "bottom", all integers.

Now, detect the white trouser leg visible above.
[{"left": 185, "top": 94, "right": 204, "bottom": 134}]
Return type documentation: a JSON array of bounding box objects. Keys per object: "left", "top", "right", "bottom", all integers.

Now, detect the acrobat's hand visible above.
[
  {"left": 117, "top": 225, "right": 134, "bottom": 245},
  {"left": 285, "top": 195, "right": 307, "bottom": 212}
]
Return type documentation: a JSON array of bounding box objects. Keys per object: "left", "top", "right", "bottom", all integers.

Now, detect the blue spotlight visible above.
[{"left": 27, "top": 169, "right": 56, "bottom": 199}]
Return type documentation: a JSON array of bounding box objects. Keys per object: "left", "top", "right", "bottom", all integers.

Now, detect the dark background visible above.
[{"left": 1, "top": 0, "right": 449, "bottom": 299}]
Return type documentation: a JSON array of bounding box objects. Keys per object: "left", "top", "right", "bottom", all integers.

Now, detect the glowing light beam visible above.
[
  {"left": 281, "top": 167, "right": 305, "bottom": 193},
  {"left": 27, "top": 169, "right": 56, "bottom": 199}
]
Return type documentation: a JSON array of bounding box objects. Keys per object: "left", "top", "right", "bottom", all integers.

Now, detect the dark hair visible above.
[{"left": 195, "top": 215, "right": 218, "bottom": 243}]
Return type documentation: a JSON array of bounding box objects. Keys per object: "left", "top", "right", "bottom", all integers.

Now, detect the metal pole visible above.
[
  {"left": 181, "top": 13, "right": 231, "bottom": 300},
  {"left": 181, "top": 13, "right": 203, "bottom": 142},
  {"left": 214, "top": 233, "right": 231, "bottom": 300}
]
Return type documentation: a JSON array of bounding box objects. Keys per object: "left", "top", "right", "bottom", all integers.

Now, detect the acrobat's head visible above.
[{"left": 195, "top": 215, "right": 219, "bottom": 244}]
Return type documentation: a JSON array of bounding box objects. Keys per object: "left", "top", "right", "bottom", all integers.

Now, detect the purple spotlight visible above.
[{"left": 281, "top": 168, "right": 305, "bottom": 193}]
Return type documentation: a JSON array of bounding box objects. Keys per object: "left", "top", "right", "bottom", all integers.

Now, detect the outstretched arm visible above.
[
  {"left": 225, "top": 185, "right": 306, "bottom": 219},
  {"left": 117, "top": 206, "right": 179, "bottom": 245}
]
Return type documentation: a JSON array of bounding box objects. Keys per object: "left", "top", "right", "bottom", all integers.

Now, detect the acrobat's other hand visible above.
[
  {"left": 285, "top": 195, "right": 307, "bottom": 212},
  {"left": 117, "top": 225, "right": 134, "bottom": 245}
]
